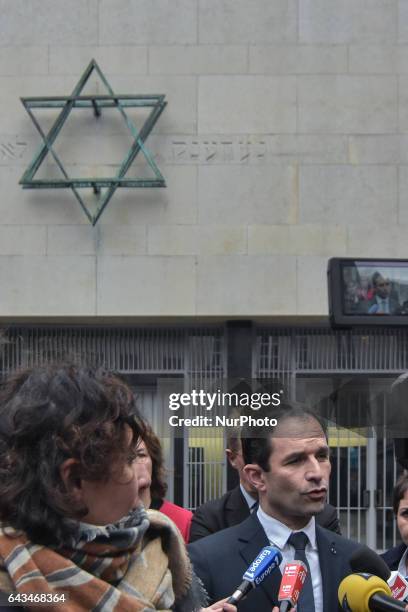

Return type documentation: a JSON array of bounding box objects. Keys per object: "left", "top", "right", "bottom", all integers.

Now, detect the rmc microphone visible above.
[
  {"left": 226, "top": 546, "right": 282, "bottom": 605},
  {"left": 388, "top": 572, "right": 408, "bottom": 602},
  {"left": 338, "top": 573, "right": 406, "bottom": 611},
  {"left": 277, "top": 560, "right": 307, "bottom": 612}
]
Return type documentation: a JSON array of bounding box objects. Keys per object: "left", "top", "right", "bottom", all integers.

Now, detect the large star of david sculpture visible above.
[{"left": 20, "top": 59, "right": 167, "bottom": 225}]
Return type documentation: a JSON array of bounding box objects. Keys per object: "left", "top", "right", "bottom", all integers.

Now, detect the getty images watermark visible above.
[{"left": 167, "top": 388, "right": 283, "bottom": 428}]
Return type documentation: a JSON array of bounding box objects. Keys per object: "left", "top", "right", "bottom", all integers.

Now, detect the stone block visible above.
[
  {"left": 99, "top": 0, "right": 197, "bottom": 44},
  {"left": 298, "top": 76, "right": 397, "bottom": 133},
  {"left": 349, "top": 45, "right": 397, "bottom": 74},
  {"left": 198, "top": 165, "right": 297, "bottom": 225},
  {"left": 199, "top": 76, "right": 296, "bottom": 133},
  {"left": 248, "top": 224, "right": 347, "bottom": 256},
  {"left": 249, "top": 45, "right": 347, "bottom": 74},
  {"left": 399, "top": 136, "right": 408, "bottom": 163},
  {"left": 398, "top": 167, "right": 408, "bottom": 224},
  {"left": 0, "top": 226, "right": 46, "bottom": 255},
  {"left": 50, "top": 46, "right": 148, "bottom": 75},
  {"left": 97, "top": 255, "right": 196, "bottom": 315},
  {"left": 399, "top": 1, "right": 408, "bottom": 43},
  {"left": 299, "top": 0, "right": 397, "bottom": 43},
  {"left": 347, "top": 225, "right": 404, "bottom": 258},
  {"left": 300, "top": 165, "right": 397, "bottom": 225},
  {"left": 263, "top": 135, "right": 348, "bottom": 164},
  {"left": 148, "top": 225, "right": 247, "bottom": 255},
  {"left": 296, "top": 256, "right": 328, "bottom": 315},
  {"left": 0, "top": 47, "right": 48, "bottom": 76},
  {"left": 149, "top": 45, "right": 247, "bottom": 75},
  {"left": 0, "top": 0, "right": 98, "bottom": 45},
  {"left": 0, "top": 255, "right": 96, "bottom": 315},
  {"left": 399, "top": 77, "right": 408, "bottom": 131},
  {"left": 348, "top": 135, "right": 400, "bottom": 164},
  {"left": 197, "top": 255, "right": 297, "bottom": 315},
  {"left": 96, "top": 226, "right": 147, "bottom": 255},
  {"left": 47, "top": 226, "right": 97, "bottom": 255},
  {"left": 199, "top": 0, "right": 297, "bottom": 44}
]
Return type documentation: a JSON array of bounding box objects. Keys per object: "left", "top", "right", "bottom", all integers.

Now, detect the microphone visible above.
[
  {"left": 277, "top": 560, "right": 307, "bottom": 612},
  {"left": 226, "top": 546, "right": 282, "bottom": 605},
  {"left": 338, "top": 573, "right": 406, "bottom": 611},
  {"left": 388, "top": 571, "right": 408, "bottom": 602},
  {"left": 349, "top": 545, "right": 391, "bottom": 581}
]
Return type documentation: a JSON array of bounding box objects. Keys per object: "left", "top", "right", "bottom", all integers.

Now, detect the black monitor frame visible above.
[{"left": 328, "top": 257, "right": 408, "bottom": 327}]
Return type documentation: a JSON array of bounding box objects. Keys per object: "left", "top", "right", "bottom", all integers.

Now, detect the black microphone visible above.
[
  {"left": 226, "top": 546, "right": 282, "bottom": 604},
  {"left": 349, "top": 545, "right": 391, "bottom": 581}
]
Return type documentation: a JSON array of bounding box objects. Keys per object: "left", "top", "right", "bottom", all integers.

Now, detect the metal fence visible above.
[
  {"left": 255, "top": 326, "right": 408, "bottom": 550},
  {"left": 0, "top": 325, "right": 226, "bottom": 511}
]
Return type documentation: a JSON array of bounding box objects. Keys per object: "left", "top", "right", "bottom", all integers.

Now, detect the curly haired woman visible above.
[{"left": 0, "top": 365, "right": 235, "bottom": 612}]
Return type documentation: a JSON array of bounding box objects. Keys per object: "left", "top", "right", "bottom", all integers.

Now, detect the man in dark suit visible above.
[
  {"left": 189, "top": 404, "right": 364, "bottom": 611},
  {"left": 366, "top": 271, "right": 401, "bottom": 315},
  {"left": 189, "top": 434, "right": 340, "bottom": 542}
]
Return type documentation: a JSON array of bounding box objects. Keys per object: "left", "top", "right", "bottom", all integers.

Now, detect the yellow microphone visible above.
[{"left": 338, "top": 573, "right": 405, "bottom": 611}]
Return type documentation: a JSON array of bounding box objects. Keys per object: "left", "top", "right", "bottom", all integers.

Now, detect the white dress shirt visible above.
[{"left": 257, "top": 505, "right": 323, "bottom": 612}]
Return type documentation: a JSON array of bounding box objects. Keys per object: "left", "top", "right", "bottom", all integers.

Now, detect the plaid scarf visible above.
[{"left": 0, "top": 507, "right": 204, "bottom": 612}]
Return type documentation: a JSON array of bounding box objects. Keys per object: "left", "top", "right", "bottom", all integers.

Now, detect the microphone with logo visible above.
[
  {"left": 277, "top": 560, "right": 307, "bottom": 612},
  {"left": 350, "top": 545, "right": 408, "bottom": 604},
  {"left": 338, "top": 572, "right": 406, "bottom": 611},
  {"left": 226, "top": 546, "right": 282, "bottom": 605},
  {"left": 338, "top": 545, "right": 406, "bottom": 611},
  {"left": 388, "top": 572, "right": 408, "bottom": 603}
]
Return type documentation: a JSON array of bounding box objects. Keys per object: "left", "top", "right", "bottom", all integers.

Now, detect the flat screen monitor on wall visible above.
[{"left": 328, "top": 258, "right": 408, "bottom": 327}]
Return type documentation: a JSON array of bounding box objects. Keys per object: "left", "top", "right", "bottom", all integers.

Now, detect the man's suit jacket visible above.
[
  {"left": 366, "top": 296, "right": 401, "bottom": 315},
  {"left": 189, "top": 485, "right": 340, "bottom": 542},
  {"left": 188, "top": 512, "right": 362, "bottom": 612},
  {"left": 381, "top": 542, "right": 407, "bottom": 571}
]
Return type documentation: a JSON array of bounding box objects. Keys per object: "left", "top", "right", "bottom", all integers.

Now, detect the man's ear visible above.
[
  {"left": 243, "top": 464, "right": 266, "bottom": 493},
  {"left": 59, "top": 458, "right": 83, "bottom": 504},
  {"left": 226, "top": 448, "right": 238, "bottom": 469}
]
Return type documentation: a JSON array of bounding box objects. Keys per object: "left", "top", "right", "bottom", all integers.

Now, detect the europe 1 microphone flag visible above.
[
  {"left": 226, "top": 546, "right": 283, "bottom": 605},
  {"left": 278, "top": 560, "right": 307, "bottom": 612}
]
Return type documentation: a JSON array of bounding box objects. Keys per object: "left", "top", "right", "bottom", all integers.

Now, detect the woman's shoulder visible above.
[
  {"left": 381, "top": 542, "right": 407, "bottom": 570},
  {"left": 159, "top": 500, "right": 193, "bottom": 521},
  {"left": 157, "top": 500, "right": 193, "bottom": 543}
]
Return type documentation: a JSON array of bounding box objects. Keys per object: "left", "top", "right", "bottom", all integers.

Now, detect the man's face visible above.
[
  {"left": 374, "top": 276, "right": 391, "bottom": 299},
  {"left": 397, "top": 489, "right": 408, "bottom": 547},
  {"left": 247, "top": 416, "right": 331, "bottom": 530}
]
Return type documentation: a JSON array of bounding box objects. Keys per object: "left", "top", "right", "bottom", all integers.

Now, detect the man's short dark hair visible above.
[
  {"left": 0, "top": 364, "right": 145, "bottom": 546},
  {"left": 372, "top": 271, "right": 382, "bottom": 287},
  {"left": 392, "top": 473, "right": 408, "bottom": 515},
  {"left": 241, "top": 402, "right": 327, "bottom": 472}
]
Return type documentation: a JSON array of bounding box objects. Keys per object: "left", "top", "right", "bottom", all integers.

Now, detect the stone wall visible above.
[{"left": 0, "top": 0, "right": 405, "bottom": 317}]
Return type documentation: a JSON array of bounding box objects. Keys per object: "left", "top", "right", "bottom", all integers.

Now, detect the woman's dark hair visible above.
[
  {"left": 393, "top": 473, "right": 408, "bottom": 514},
  {"left": 0, "top": 364, "right": 145, "bottom": 546},
  {"left": 241, "top": 402, "right": 328, "bottom": 471},
  {"left": 141, "top": 421, "right": 167, "bottom": 501}
]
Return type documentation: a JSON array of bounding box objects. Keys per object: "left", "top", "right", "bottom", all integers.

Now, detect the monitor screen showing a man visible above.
[{"left": 188, "top": 404, "right": 364, "bottom": 612}]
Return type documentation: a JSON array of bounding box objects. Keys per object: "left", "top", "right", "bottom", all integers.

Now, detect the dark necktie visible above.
[
  {"left": 249, "top": 501, "right": 258, "bottom": 513},
  {"left": 287, "top": 531, "right": 316, "bottom": 612}
]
